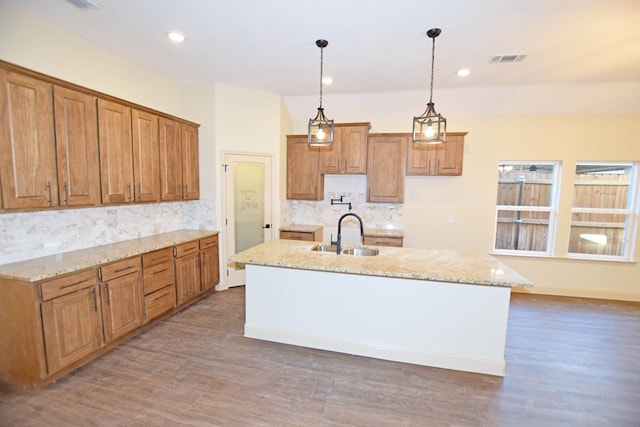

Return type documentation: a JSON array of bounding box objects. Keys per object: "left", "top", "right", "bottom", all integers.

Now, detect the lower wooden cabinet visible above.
[
  {"left": 200, "top": 235, "right": 220, "bottom": 292},
  {"left": 280, "top": 230, "right": 322, "bottom": 242},
  {"left": 174, "top": 240, "right": 202, "bottom": 306},
  {"left": 363, "top": 235, "right": 404, "bottom": 247},
  {"left": 40, "top": 270, "right": 102, "bottom": 374},
  {"left": 0, "top": 233, "right": 219, "bottom": 387},
  {"left": 100, "top": 265, "right": 143, "bottom": 343}
]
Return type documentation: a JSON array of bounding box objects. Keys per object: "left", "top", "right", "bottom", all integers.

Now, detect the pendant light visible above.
[
  {"left": 412, "top": 28, "right": 447, "bottom": 145},
  {"left": 308, "top": 39, "right": 334, "bottom": 146}
]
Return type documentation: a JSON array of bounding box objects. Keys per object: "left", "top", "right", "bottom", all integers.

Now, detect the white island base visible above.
[{"left": 244, "top": 265, "right": 511, "bottom": 376}]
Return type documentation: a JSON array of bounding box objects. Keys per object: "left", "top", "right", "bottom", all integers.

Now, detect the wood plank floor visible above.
[{"left": 1, "top": 287, "right": 639, "bottom": 426}]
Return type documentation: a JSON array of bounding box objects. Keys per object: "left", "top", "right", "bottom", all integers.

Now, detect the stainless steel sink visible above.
[
  {"left": 341, "top": 247, "right": 379, "bottom": 256},
  {"left": 311, "top": 244, "right": 338, "bottom": 253}
]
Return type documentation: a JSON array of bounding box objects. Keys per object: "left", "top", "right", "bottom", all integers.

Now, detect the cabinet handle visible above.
[
  {"left": 151, "top": 256, "right": 169, "bottom": 263},
  {"left": 184, "top": 184, "right": 188, "bottom": 199},
  {"left": 436, "top": 159, "right": 440, "bottom": 173},
  {"left": 91, "top": 288, "right": 97, "bottom": 310},
  {"left": 59, "top": 278, "right": 90, "bottom": 289},
  {"left": 46, "top": 182, "right": 52, "bottom": 206},
  {"left": 137, "top": 183, "right": 142, "bottom": 201},
  {"left": 152, "top": 268, "right": 169, "bottom": 275},
  {"left": 103, "top": 284, "right": 110, "bottom": 305},
  {"left": 114, "top": 265, "right": 136, "bottom": 273},
  {"left": 63, "top": 181, "right": 69, "bottom": 205},
  {"left": 127, "top": 183, "right": 132, "bottom": 201},
  {"left": 153, "top": 290, "right": 171, "bottom": 302}
]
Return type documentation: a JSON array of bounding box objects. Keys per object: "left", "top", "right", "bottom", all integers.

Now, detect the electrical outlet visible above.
[{"left": 447, "top": 214, "right": 455, "bottom": 224}]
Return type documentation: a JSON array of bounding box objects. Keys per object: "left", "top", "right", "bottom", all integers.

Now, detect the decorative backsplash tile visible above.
[{"left": 0, "top": 200, "right": 216, "bottom": 265}]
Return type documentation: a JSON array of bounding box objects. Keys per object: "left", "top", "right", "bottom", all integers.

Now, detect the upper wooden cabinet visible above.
[
  {"left": 98, "top": 99, "right": 134, "bottom": 204},
  {"left": 319, "top": 123, "right": 370, "bottom": 174},
  {"left": 406, "top": 132, "right": 466, "bottom": 176},
  {"left": 159, "top": 118, "right": 200, "bottom": 201},
  {"left": 132, "top": 109, "right": 161, "bottom": 202},
  {"left": 286, "top": 135, "right": 324, "bottom": 200},
  {"left": 53, "top": 86, "right": 101, "bottom": 207},
  {"left": 0, "top": 61, "right": 200, "bottom": 212},
  {"left": 0, "top": 69, "right": 57, "bottom": 210},
  {"left": 366, "top": 134, "right": 406, "bottom": 203}
]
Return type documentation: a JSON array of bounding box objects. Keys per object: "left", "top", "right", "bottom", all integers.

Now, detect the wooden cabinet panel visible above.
[
  {"left": 100, "top": 257, "right": 141, "bottom": 282},
  {"left": 0, "top": 69, "right": 57, "bottom": 209},
  {"left": 132, "top": 109, "right": 160, "bottom": 202},
  {"left": 101, "top": 270, "right": 143, "bottom": 343},
  {"left": 320, "top": 124, "right": 369, "bottom": 174},
  {"left": 200, "top": 235, "right": 219, "bottom": 292},
  {"left": 363, "top": 235, "right": 404, "bottom": 247},
  {"left": 406, "top": 132, "right": 466, "bottom": 176},
  {"left": 366, "top": 134, "right": 405, "bottom": 203},
  {"left": 53, "top": 86, "right": 100, "bottom": 207},
  {"left": 142, "top": 247, "right": 173, "bottom": 268},
  {"left": 40, "top": 269, "right": 102, "bottom": 375},
  {"left": 159, "top": 117, "right": 181, "bottom": 201},
  {"left": 144, "top": 285, "right": 176, "bottom": 322},
  {"left": 181, "top": 123, "right": 200, "bottom": 200},
  {"left": 98, "top": 99, "right": 133, "bottom": 204},
  {"left": 143, "top": 262, "right": 175, "bottom": 295},
  {"left": 175, "top": 252, "right": 201, "bottom": 306},
  {"left": 286, "top": 135, "right": 323, "bottom": 200},
  {"left": 280, "top": 231, "right": 317, "bottom": 241}
]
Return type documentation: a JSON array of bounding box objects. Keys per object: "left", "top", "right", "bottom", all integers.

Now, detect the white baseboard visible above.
[{"left": 245, "top": 325, "right": 505, "bottom": 377}]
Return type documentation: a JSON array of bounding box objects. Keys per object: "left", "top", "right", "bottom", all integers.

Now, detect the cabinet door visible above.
[
  {"left": 53, "top": 86, "right": 100, "bottom": 207},
  {"left": 435, "top": 134, "right": 465, "bottom": 176},
  {"left": 0, "top": 69, "right": 57, "bottom": 209},
  {"left": 101, "top": 271, "right": 143, "bottom": 343},
  {"left": 175, "top": 252, "right": 201, "bottom": 305},
  {"left": 132, "top": 109, "right": 161, "bottom": 202},
  {"left": 159, "top": 117, "right": 182, "bottom": 201},
  {"left": 41, "top": 285, "right": 103, "bottom": 373},
  {"left": 366, "top": 135, "right": 405, "bottom": 203},
  {"left": 286, "top": 135, "right": 323, "bottom": 200},
  {"left": 200, "top": 246, "right": 219, "bottom": 292},
  {"left": 98, "top": 99, "right": 134, "bottom": 204},
  {"left": 341, "top": 126, "right": 368, "bottom": 174},
  {"left": 181, "top": 123, "right": 200, "bottom": 200}
]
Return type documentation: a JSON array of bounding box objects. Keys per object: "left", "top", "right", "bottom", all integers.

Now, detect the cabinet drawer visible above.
[
  {"left": 175, "top": 241, "right": 199, "bottom": 258},
  {"left": 200, "top": 235, "right": 218, "bottom": 250},
  {"left": 100, "top": 256, "right": 141, "bottom": 282},
  {"left": 40, "top": 269, "right": 98, "bottom": 301},
  {"left": 143, "top": 262, "right": 175, "bottom": 295},
  {"left": 363, "top": 236, "right": 404, "bottom": 247},
  {"left": 142, "top": 247, "right": 173, "bottom": 268},
  {"left": 280, "top": 231, "right": 314, "bottom": 241},
  {"left": 144, "top": 285, "right": 176, "bottom": 323}
]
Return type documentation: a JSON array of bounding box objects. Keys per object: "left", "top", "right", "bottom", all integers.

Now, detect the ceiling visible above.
[{"left": 4, "top": 0, "right": 640, "bottom": 97}]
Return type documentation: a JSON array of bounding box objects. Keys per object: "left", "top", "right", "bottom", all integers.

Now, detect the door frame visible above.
[{"left": 220, "top": 150, "right": 276, "bottom": 290}]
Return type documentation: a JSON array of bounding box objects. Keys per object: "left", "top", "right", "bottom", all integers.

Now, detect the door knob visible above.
[{"left": 262, "top": 224, "right": 271, "bottom": 229}]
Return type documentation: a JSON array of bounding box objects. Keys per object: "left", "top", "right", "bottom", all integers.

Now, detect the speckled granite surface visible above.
[
  {"left": 279, "top": 224, "right": 323, "bottom": 233},
  {"left": 230, "top": 239, "right": 533, "bottom": 288},
  {"left": 0, "top": 230, "right": 218, "bottom": 283}
]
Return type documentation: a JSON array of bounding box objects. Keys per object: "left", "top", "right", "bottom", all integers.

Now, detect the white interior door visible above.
[{"left": 223, "top": 152, "right": 273, "bottom": 287}]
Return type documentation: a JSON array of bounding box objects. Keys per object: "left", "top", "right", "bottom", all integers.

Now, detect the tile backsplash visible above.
[{"left": 0, "top": 199, "right": 216, "bottom": 265}]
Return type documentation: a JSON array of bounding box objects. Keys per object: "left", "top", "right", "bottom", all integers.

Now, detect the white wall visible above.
[{"left": 283, "top": 89, "right": 640, "bottom": 301}]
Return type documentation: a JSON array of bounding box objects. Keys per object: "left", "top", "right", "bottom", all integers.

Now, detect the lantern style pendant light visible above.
[
  {"left": 308, "top": 39, "right": 334, "bottom": 146},
  {"left": 412, "top": 28, "right": 447, "bottom": 145}
]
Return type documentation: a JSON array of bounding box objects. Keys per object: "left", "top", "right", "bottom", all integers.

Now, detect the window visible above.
[
  {"left": 494, "top": 162, "right": 561, "bottom": 255},
  {"left": 568, "top": 163, "right": 638, "bottom": 260}
]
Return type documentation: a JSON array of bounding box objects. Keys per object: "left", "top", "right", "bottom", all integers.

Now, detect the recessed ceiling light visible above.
[
  {"left": 456, "top": 68, "right": 471, "bottom": 77},
  {"left": 322, "top": 76, "right": 333, "bottom": 85},
  {"left": 168, "top": 31, "right": 185, "bottom": 43}
]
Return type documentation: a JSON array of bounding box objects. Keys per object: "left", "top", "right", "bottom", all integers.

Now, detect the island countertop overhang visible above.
[{"left": 230, "top": 239, "right": 533, "bottom": 288}]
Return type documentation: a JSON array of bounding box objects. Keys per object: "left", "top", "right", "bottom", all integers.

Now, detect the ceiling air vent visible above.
[
  {"left": 64, "top": 0, "right": 100, "bottom": 11},
  {"left": 489, "top": 54, "right": 527, "bottom": 63}
]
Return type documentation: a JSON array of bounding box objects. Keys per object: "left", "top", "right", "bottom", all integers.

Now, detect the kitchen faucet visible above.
[{"left": 334, "top": 212, "right": 364, "bottom": 255}]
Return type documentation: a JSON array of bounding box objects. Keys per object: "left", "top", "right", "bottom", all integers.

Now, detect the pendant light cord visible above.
[
  {"left": 319, "top": 46, "right": 324, "bottom": 109},
  {"left": 429, "top": 35, "right": 435, "bottom": 104}
]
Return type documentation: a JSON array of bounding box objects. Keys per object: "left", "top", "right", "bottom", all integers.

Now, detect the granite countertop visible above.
[
  {"left": 230, "top": 239, "right": 533, "bottom": 288},
  {"left": 279, "top": 224, "right": 323, "bottom": 233},
  {"left": 0, "top": 230, "right": 218, "bottom": 283}
]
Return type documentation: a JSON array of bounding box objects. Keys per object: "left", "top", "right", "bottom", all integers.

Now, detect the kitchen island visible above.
[{"left": 230, "top": 239, "right": 532, "bottom": 376}]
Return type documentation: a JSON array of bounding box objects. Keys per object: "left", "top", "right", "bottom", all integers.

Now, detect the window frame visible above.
[
  {"left": 567, "top": 162, "right": 639, "bottom": 262},
  {"left": 493, "top": 161, "right": 562, "bottom": 257}
]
